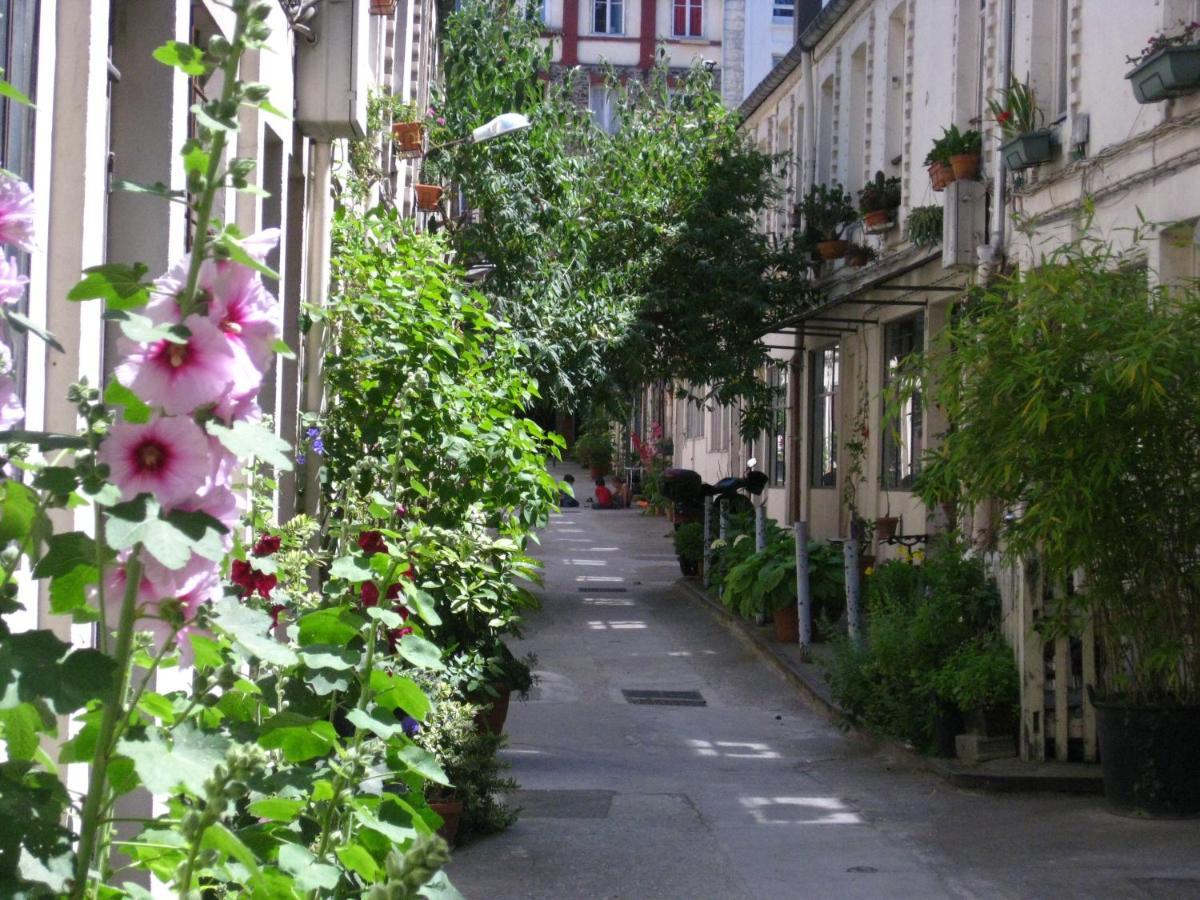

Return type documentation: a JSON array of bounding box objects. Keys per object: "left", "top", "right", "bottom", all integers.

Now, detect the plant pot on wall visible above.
[
  {"left": 392, "top": 121, "right": 425, "bottom": 157},
  {"left": 415, "top": 184, "right": 444, "bottom": 211},
  {"left": 1093, "top": 697, "right": 1200, "bottom": 818},
  {"left": 1127, "top": 44, "right": 1200, "bottom": 103},
  {"left": 816, "top": 239, "right": 849, "bottom": 261},
  {"left": 1000, "top": 130, "right": 1053, "bottom": 171},
  {"left": 772, "top": 603, "right": 799, "bottom": 643},
  {"left": 949, "top": 153, "right": 981, "bottom": 181},
  {"left": 862, "top": 209, "right": 895, "bottom": 233},
  {"left": 470, "top": 686, "right": 512, "bottom": 736},
  {"left": 928, "top": 162, "right": 953, "bottom": 192},
  {"left": 429, "top": 798, "right": 464, "bottom": 845},
  {"left": 875, "top": 516, "right": 899, "bottom": 542},
  {"left": 369, "top": 0, "right": 398, "bottom": 13}
]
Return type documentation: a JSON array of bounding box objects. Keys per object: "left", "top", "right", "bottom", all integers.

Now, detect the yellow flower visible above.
[
  {"left": 897, "top": 545, "right": 911, "bottom": 561},
  {"left": 913, "top": 548, "right": 926, "bottom": 563},
  {"left": 864, "top": 566, "right": 875, "bottom": 577}
]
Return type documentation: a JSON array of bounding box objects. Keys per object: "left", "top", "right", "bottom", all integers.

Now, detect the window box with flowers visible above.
[
  {"left": 1126, "top": 21, "right": 1200, "bottom": 104},
  {"left": 988, "top": 78, "right": 1053, "bottom": 172}
]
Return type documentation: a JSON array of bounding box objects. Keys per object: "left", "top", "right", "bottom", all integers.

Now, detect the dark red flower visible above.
[
  {"left": 253, "top": 534, "right": 281, "bottom": 557},
  {"left": 402, "top": 565, "right": 415, "bottom": 581},
  {"left": 386, "top": 625, "right": 415, "bottom": 652},
  {"left": 996, "top": 110, "right": 1012, "bottom": 125},
  {"left": 385, "top": 582, "right": 403, "bottom": 601},
  {"left": 393, "top": 503, "right": 407, "bottom": 520},
  {"left": 255, "top": 572, "right": 278, "bottom": 599},
  {"left": 358, "top": 531, "right": 387, "bottom": 555},
  {"left": 361, "top": 581, "right": 380, "bottom": 607},
  {"left": 231, "top": 558, "right": 257, "bottom": 593},
  {"left": 269, "top": 604, "right": 286, "bottom": 628}
]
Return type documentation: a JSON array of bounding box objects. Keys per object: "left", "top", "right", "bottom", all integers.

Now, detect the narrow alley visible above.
[{"left": 448, "top": 465, "right": 1200, "bottom": 900}]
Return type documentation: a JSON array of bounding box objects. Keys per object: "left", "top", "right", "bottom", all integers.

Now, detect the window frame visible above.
[
  {"left": 772, "top": 0, "right": 794, "bottom": 24},
  {"left": 592, "top": 0, "right": 624, "bottom": 35},
  {"left": 881, "top": 314, "right": 924, "bottom": 491},
  {"left": 671, "top": 0, "right": 704, "bottom": 39},
  {"left": 809, "top": 344, "right": 839, "bottom": 489},
  {"left": 766, "top": 364, "right": 788, "bottom": 487}
]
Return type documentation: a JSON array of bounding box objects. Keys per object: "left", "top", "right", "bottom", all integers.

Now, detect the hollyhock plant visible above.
[
  {"left": 0, "top": 256, "right": 28, "bottom": 305},
  {"left": 206, "top": 258, "right": 282, "bottom": 378},
  {"left": 0, "top": 173, "right": 36, "bottom": 252},
  {"left": 99, "top": 416, "right": 211, "bottom": 508},
  {"left": 0, "top": 341, "right": 22, "bottom": 430},
  {"left": 358, "top": 530, "right": 388, "bottom": 555},
  {"left": 115, "top": 314, "right": 241, "bottom": 415}
]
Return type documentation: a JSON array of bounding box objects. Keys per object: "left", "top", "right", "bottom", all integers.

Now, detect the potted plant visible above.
[
  {"left": 797, "top": 183, "right": 857, "bottom": 260},
  {"left": 858, "top": 170, "right": 902, "bottom": 232},
  {"left": 904, "top": 205, "right": 943, "bottom": 248},
  {"left": 844, "top": 242, "right": 877, "bottom": 268},
  {"left": 391, "top": 101, "right": 425, "bottom": 157},
  {"left": 673, "top": 521, "right": 704, "bottom": 576},
  {"left": 940, "top": 124, "right": 983, "bottom": 181},
  {"left": 987, "top": 77, "right": 1053, "bottom": 171},
  {"left": 931, "top": 635, "right": 1019, "bottom": 738},
  {"left": 1126, "top": 21, "right": 1200, "bottom": 103},
  {"left": 911, "top": 227, "right": 1200, "bottom": 815},
  {"left": 574, "top": 429, "right": 613, "bottom": 478},
  {"left": 924, "top": 142, "right": 954, "bottom": 193}
]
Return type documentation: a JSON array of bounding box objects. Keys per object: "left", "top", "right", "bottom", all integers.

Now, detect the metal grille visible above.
[
  {"left": 622, "top": 689, "right": 706, "bottom": 707},
  {"left": 578, "top": 587, "right": 627, "bottom": 593}
]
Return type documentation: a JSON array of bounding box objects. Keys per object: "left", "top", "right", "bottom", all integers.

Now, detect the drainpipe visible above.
[
  {"left": 803, "top": 47, "right": 817, "bottom": 189},
  {"left": 983, "top": 0, "right": 1015, "bottom": 278},
  {"left": 301, "top": 139, "right": 333, "bottom": 516}
]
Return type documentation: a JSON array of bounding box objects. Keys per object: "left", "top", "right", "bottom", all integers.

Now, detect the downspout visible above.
[
  {"left": 788, "top": 330, "right": 804, "bottom": 524},
  {"left": 803, "top": 47, "right": 817, "bottom": 189},
  {"left": 983, "top": 0, "right": 1014, "bottom": 277},
  {"left": 301, "top": 139, "right": 333, "bottom": 517}
]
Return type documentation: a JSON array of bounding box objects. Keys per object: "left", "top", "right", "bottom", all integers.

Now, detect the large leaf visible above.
[
  {"left": 116, "top": 724, "right": 230, "bottom": 797},
  {"left": 105, "top": 496, "right": 229, "bottom": 570},
  {"left": 297, "top": 607, "right": 364, "bottom": 647},
  {"left": 210, "top": 597, "right": 298, "bottom": 667},
  {"left": 277, "top": 843, "right": 340, "bottom": 892},
  {"left": 206, "top": 419, "right": 294, "bottom": 471},
  {"left": 369, "top": 670, "right": 431, "bottom": 721},
  {"left": 0, "top": 630, "right": 117, "bottom": 714},
  {"left": 67, "top": 263, "right": 152, "bottom": 310},
  {"left": 258, "top": 712, "right": 337, "bottom": 762},
  {"left": 395, "top": 634, "right": 444, "bottom": 671},
  {"left": 152, "top": 41, "right": 209, "bottom": 76}
]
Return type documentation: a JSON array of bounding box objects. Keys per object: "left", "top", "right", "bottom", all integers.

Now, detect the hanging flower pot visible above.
[
  {"left": 928, "top": 162, "right": 953, "bottom": 192},
  {"left": 369, "top": 0, "right": 398, "bottom": 14},
  {"left": 816, "top": 239, "right": 849, "bottom": 261},
  {"left": 391, "top": 121, "right": 425, "bottom": 157},
  {"left": 1000, "top": 130, "right": 1053, "bottom": 171},
  {"left": 414, "top": 184, "right": 443, "bottom": 211},
  {"left": 875, "top": 515, "right": 899, "bottom": 542},
  {"left": 1127, "top": 44, "right": 1200, "bottom": 104},
  {"left": 949, "top": 152, "right": 981, "bottom": 181}
]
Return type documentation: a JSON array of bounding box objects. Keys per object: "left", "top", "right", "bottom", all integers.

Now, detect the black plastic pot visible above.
[
  {"left": 1093, "top": 698, "right": 1200, "bottom": 818},
  {"left": 678, "top": 556, "right": 699, "bottom": 577},
  {"left": 1000, "top": 130, "right": 1053, "bottom": 171},
  {"left": 1127, "top": 44, "right": 1200, "bottom": 104}
]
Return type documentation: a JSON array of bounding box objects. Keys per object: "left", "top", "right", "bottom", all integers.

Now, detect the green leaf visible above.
[
  {"left": 254, "top": 98, "right": 291, "bottom": 120},
  {"left": 0, "top": 479, "right": 40, "bottom": 542},
  {"left": 329, "top": 554, "right": 372, "bottom": 582},
  {"left": 272, "top": 337, "right": 296, "bottom": 359},
  {"left": 336, "top": 843, "right": 379, "bottom": 881},
  {"left": 34, "top": 531, "right": 107, "bottom": 578},
  {"left": 0, "top": 630, "right": 117, "bottom": 714},
  {"left": 395, "top": 634, "right": 444, "bottom": 671},
  {"left": 278, "top": 842, "right": 340, "bottom": 891},
  {"left": 31, "top": 466, "right": 78, "bottom": 495},
  {"left": 215, "top": 232, "right": 281, "bottom": 281},
  {"left": 116, "top": 724, "right": 230, "bottom": 797},
  {"left": 0, "top": 72, "right": 34, "bottom": 108},
  {"left": 395, "top": 743, "right": 448, "bottom": 785},
  {"left": 106, "top": 496, "right": 228, "bottom": 570},
  {"left": 68, "top": 263, "right": 153, "bottom": 310},
  {"left": 247, "top": 796, "right": 306, "bottom": 821},
  {"left": 206, "top": 419, "right": 294, "bottom": 471},
  {"left": 111, "top": 310, "right": 188, "bottom": 344},
  {"left": 136, "top": 692, "right": 176, "bottom": 724},
  {"left": 258, "top": 712, "right": 337, "bottom": 762},
  {"left": 211, "top": 597, "right": 299, "bottom": 666},
  {"left": 200, "top": 822, "right": 262, "bottom": 879},
  {"left": 421, "top": 872, "right": 467, "bottom": 900},
  {"left": 299, "top": 644, "right": 359, "bottom": 671},
  {"left": 2, "top": 307, "right": 63, "bottom": 351},
  {"left": 370, "top": 671, "right": 430, "bottom": 721},
  {"left": 345, "top": 708, "right": 402, "bottom": 741},
  {"left": 297, "top": 607, "right": 364, "bottom": 647},
  {"left": 189, "top": 633, "right": 225, "bottom": 670},
  {"left": 366, "top": 607, "right": 404, "bottom": 628},
  {"left": 104, "top": 380, "right": 152, "bottom": 424},
  {"left": 111, "top": 180, "right": 186, "bottom": 201},
  {"left": 152, "top": 41, "right": 209, "bottom": 76},
  {"left": 0, "top": 703, "right": 45, "bottom": 760},
  {"left": 0, "top": 428, "right": 85, "bottom": 449},
  {"left": 401, "top": 583, "right": 442, "bottom": 626}
]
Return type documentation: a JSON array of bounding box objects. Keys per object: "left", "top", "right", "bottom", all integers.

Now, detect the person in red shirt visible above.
[{"left": 593, "top": 477, "right": 615, "bottom": 509}]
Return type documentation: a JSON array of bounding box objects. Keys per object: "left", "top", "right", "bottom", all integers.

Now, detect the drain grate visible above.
[
  {"left": 579, "top": 587, "right": 627, "bottom": 593},
  {"left": 622, "top": 689, "right": 706, "bottom": 707}
]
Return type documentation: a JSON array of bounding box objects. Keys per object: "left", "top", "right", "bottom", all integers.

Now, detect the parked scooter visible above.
[{"left": 661, "top": 461, "right": 768, "bottom": 574}]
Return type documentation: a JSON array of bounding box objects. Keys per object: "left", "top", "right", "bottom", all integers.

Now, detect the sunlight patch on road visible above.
[
  {"left": 565, "top": 558, "right": 606, "bottom": 566},
  {"left": 586, "top": 620, "right": 647, "bottom": 630},
  {"left": 688, "top": 739, "right": 780, "bottom": 760},
  {"left": 582, "top": 597, "right": 635, "bottom": 606},
  {"left": 739, "top": 796, "right": 862, "bottom": 825},
  {"left": 576, "top": 575, "right": 625, "bottom": 582}
]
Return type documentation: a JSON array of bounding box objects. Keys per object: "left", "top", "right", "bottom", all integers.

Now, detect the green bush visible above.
[
  {"left": 717, "top": 523, "right": 844, "bottom": 623},
  {"left": 673, "top": 522, "right": 704, "bottom": 563},
  {"left": 826, "top": 539, "right": 1014, "bottom": 753}
]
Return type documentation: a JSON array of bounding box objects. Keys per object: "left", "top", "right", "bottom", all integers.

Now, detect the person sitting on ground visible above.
[
  {"left": 593, "top": 477, "right": 620, "bottom": 510},
  {"left": 559, "top": 473, "right": 580, "bottom": 508}
]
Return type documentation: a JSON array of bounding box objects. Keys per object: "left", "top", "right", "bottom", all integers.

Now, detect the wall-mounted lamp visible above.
[{"left": 427, "top": 112, "right": 532, "bottom": 153}]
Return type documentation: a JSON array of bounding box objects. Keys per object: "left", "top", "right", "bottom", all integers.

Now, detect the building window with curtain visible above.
[
  {"left": 809, "top": 345, "right": 838, "bottom": 488},
  {"left": 672, "top": 0, "right": 703, "bottom": 37},
  {"left": 882, "top": 315, "right": 924, "bottom": 489},
  {"left": 766, "top": 365, "right": 787, "bottom": 486},
  {"left": 593, "top": 0, "right": 623, "bottom": 35}
]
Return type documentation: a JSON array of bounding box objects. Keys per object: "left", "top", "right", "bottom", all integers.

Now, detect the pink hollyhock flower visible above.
[
  {"left": 207, "top": 260, "right": 281, "bottom": 381},
  {"left": 99, "top": 416, "right": 211, "bottom": 508},
  {"left": 0, "top": 256, "right": 27, "bottom": 306},
  {"left": 0, "top": 341, "right": 22, "bottom": 431},
  {"left": 178, "top": 482, "right": 241, "bottom": 534},
  {"left": 0, "top": 174, "right": 35, "bottom": 252},
  {"left": 212, "top": 389, "right": 261, "bottom": 425},
  {"left": 115, "top": 314, "right": 239, "bottom": 415}
]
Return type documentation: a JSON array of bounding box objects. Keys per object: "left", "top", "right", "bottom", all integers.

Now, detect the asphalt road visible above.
[{"left": 447, "top": 465, "right": 1200, "bottom": 900}]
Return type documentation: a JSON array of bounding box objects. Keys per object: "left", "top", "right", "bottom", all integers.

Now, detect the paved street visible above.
[{"left": 448, "top": 465, "right": 1200, "bottom": 900}]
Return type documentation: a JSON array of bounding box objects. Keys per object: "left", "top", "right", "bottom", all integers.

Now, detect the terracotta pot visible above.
[
  {"left": 391, "top": 121, "right": 424, "bottom": 154},
  {"left": 949, "top": 152, "right": 981, "bottom": 181},
  {"left": 773, "top": 604, "right": 799, "bottom": 643},
  {"left": 847, "top": 253, "right": 870, "bottom": 268},
  {"left": 369, "top": 0, "right": 397, "bottom": 13},
  {"left": 862, "top": 209, "right": 893, "bottom": 228},
  {"left": 816, "top": 239, "right": 849, "bottom": 261},
  {"left": 429, "top": 798, "right": 463, "bottom": 845},
  {"left": 875, "top": 516, "right": 899, "bottom": 542},
  {"left": 414, "top": 184, "right": 443, "bottom": 211},
  {"left": 470, "top": 686, "right": 511, "bottom": 735},
  {"left": 929, "top": 161, "right": 954, "bottom": 191}
]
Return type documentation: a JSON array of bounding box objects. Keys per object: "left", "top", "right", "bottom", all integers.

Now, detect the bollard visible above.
[
  {"left": 754, "top": 504, "right": 767, "bottom": 552},
  {"left": 702, "top": 496, "right": 714, "bottom": 590},
  {"left": 719, "top": 498, "right": 730, "bottom": 541},
  {"left": 844, "top": 520, "right": 863, "bottom": 643},
  {"left": 795, "top": 520, "right": 811, "bottom": 656}
]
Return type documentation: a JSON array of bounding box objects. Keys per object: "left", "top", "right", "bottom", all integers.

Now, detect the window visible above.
[
  {"left": 708, "top": 402, "right": 730, "bottom": 452},
  {"left": 882, "top": 315, "right": 924, "bottom": 489},
  {"left": 772, "top": 0, "right": 794, "bottom": 22},
  {"left": 588, "top": 84, "right": 618, "bottom": 133},
  {"left": 766, "top": 365, "right": 788, "bottom": 486},
  {"left": 809, "top": 345, "right": 838, "bottom": 488},
  {"left": 593, "top": 0, "right": 623, "bottom": 35},
  {"left": 683, "top": 396, "right": 705, "bottom": 440},
  {"left": 673, "top": 0, "right": 703, "bottom": 37}
]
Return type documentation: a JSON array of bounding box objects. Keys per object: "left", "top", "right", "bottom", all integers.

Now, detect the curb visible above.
[{"left": 675, "top": 577, "right": 1105, "bottom": 797}]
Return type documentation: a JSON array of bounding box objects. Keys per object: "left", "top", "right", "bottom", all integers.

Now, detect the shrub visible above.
[{"left": 673, "top": 522, "right": 704, "bottom": 563}]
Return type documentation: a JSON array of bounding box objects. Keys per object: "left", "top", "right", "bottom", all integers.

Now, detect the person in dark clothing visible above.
[{"left": 559, "top": 473, "right": 580, "bottom": 507}]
